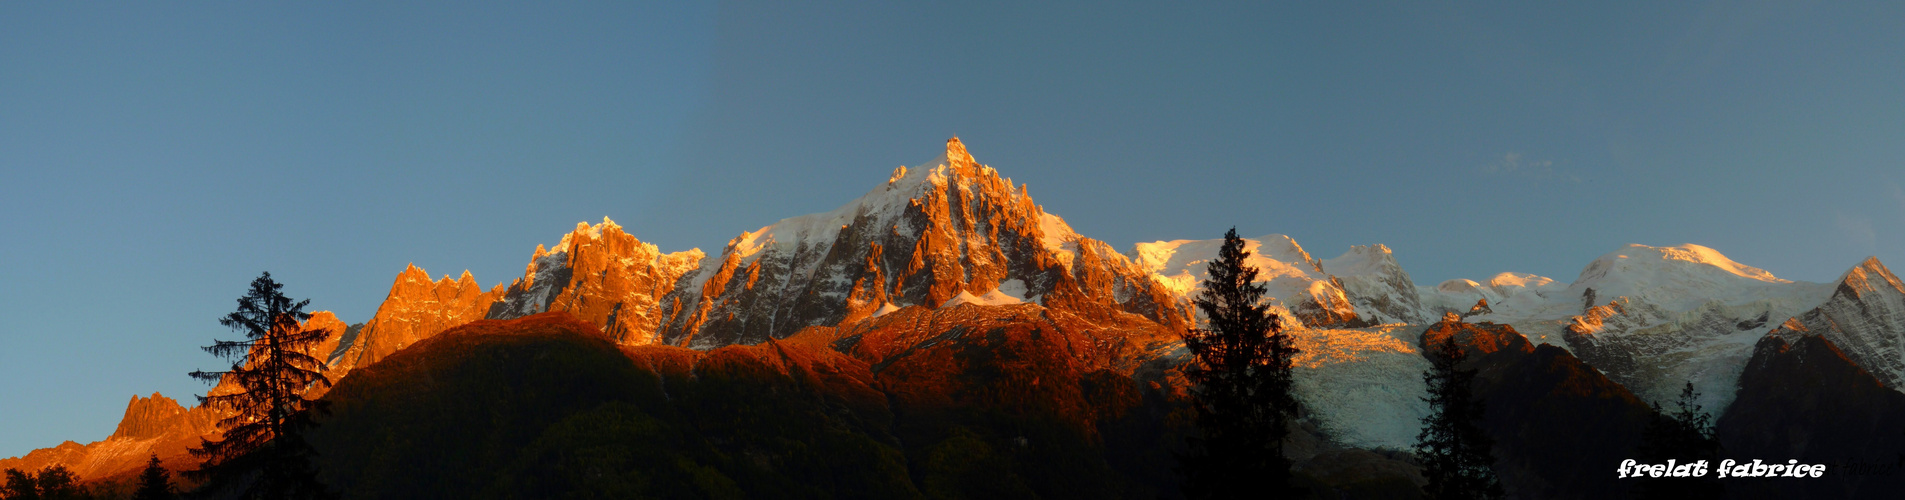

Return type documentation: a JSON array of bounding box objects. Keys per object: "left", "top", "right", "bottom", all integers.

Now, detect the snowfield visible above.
[{"left": 1289, "top": 325, "right": 1430, "bottom": 450}]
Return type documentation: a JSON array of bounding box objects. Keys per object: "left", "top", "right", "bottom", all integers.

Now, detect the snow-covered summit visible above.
[
  {"left": 1568, "top": 243, "right": 1796, "bottom": 312},
  {"left": 1321, "top": 244, "right": 1425, "bottom": 324},
  {"left": 1419, "top": 272, "right": 1566, "bottom": 322},
  {"left": 653, "top": 138, "right": 1185, "bottom": 347},
  {"left": 1131, "top": 234, "right": 1324, "bottom": 300},
  {"left": 724, "top": 137, "right": 1022, "bottom": 266},
  {"left": 1410, "top": 243, "right": 1837, "bottom": 412},
  {"left": 1131, "top": 235, "right": 1422, "bottom": 327}
]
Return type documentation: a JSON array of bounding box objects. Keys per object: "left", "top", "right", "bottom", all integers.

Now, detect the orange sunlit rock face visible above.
[
  {"left": 301, "top": 311, "right": 350, "bottom": 366},
  {"left": 330, "top": 264, "right": 506, "bottom": 377},
  {"left": 1420, "top": 315, "right": 1533, "bottom": 358},
  {"left": 488, "top": 219, "right": 705, "bottom": 345},
  {"left": 655, "top": 138, "right": 1189, "bottom": 349},
  {"left": 0, "top": 393, "right": 219, "bottom": 485}
]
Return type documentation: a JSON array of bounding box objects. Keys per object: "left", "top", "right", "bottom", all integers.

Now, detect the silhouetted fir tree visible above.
[
  {"left": 132, "top": 455, "right": 175, "bottom": 500},
  {"left": 30, "top": 465, "right": 81, "bottom": 500},
  {"left": 1177, "top": 228, "right": 1304, "bottom": 499},
  {"left": 188, "top": 272, "right": 335, "bottom": 500},
  {"left": 3, "top": 468, "right": 39, "bottom": 500},
  {"left": 1415, "top": 337, "right": 1504, "bottom": 500},
  {"left": 1633, "top": 381, "right": 1724, "bottom": 499}
]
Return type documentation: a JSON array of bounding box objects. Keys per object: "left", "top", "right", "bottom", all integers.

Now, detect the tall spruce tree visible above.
[
  {"left": 1415, "top": 336, "right": 1504, "bottom": 500},
  {"left": 1633, "top": 381, "right": 1724, "bottom": 499},
  {"left": 188, "top": 272, "right": 335, "bottom": 499},
  {"left": 1178, "top": 228, "right": 1303, "bottom": 499},
  {"left": 133, "top": 455, "right": 175, "bottom": 500}
]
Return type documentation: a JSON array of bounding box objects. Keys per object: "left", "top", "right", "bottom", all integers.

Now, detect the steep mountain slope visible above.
[
  {"left": 1718, "top": 332, "right": 1905, "bottom": 499},
  {"left": 1285, "top": 325, "right": 1430, "bottom": 451},
  {"left": 648, "top": 137, "right": 1186, "bottom": 348},
  {"left": 309, "top": 311, "right": 1189, "bottom": 499},
  {"left": 1558, "top": 246, "right": 1836, "bottom": 411},
  {"left": 1762, "top": 257, "right": 1905, "bottom": 389},
  {"left": 1421, "top": 318, "right": 1654, "bottom": 500}
]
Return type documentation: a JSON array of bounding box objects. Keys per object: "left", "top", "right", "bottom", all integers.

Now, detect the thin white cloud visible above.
[{"left": 1481, "top": 152, "right": 1580, "bottom": 183}]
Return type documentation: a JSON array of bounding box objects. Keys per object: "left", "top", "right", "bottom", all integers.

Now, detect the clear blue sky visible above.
[{"left": 4, "top": 1, "right": 1902, "bottom": 457}]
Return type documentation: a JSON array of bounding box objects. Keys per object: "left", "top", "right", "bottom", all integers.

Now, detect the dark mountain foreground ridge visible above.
[
  {"left": 1420, "top": 317, "right": 1655, "bottom": 500},
  {"left": 309, "top": 310, "right": 1176, "bottom": 499},
  {"left": 1716, "top": 332, "right": 1905, "bottom": 499}
]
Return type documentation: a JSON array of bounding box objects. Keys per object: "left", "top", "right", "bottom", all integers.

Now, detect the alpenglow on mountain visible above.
[{"left": 10, "top": 138, "right": 1905, "bottom": 498}]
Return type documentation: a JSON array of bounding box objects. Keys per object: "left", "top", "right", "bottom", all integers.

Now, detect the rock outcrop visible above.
[
  {"left": 484, "top": 218, "right": 705, "bottom": 345},
  {"left": 0, "top": 394, "right": 218, "bottom": 483},
  {"left": 330, "top": 265, "right": 506, "bottom": 376}
]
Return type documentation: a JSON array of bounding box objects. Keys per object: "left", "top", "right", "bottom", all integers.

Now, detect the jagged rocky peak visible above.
[
  {"left": 654, "top": 138, "right": 1184, "bottom": 348},
  {"left": 0, "top": 391, "right": 222, "bottom": 483},
  {"left": 944, "top": 135, "right": 976, "bottom": 165},
  {"left": 486, "top": 217, "right": 706, "bottom": 345},
  {"left": 109, "top": 393, "right": 192, "bottom": 440},
  {"left": 199, "top": 311, "right": 355, "bottom": 401},
  {"left": 1766, "top": 256, "right": 1905, "bottom": 390},
  {"left": 330, "top": 139, "right": 1178, "bottom": 356},
  {"left": 1842, "top": 256, "right": 1904, "bottom": 295},
  {"left": 330, "top": 264, "right": 506, "bottom": 375},
  {"left": 301, "top": 311, "right": 350, "bottom": 368},
  {"left": 1420, "top": 314, "right": 1534, "bottom": 359},
  {"left": 1322, "top": 243, "right": 1424, "bottom": 324}
]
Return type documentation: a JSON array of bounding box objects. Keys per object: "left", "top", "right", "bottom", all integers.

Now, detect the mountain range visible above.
[{"left": 9, "top": 138, "right": 1904, "bottom": 498}]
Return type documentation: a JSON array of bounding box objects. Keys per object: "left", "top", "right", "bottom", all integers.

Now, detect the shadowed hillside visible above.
[
  {"left": 306, "top": 311, "right": 1188, "bottom": 499},
  {"left": 1422, "top": 318, "right": 1654, "bottom": 499}
]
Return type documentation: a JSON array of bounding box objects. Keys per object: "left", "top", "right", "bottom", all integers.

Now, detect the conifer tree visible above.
[
  {"left": 31, "top": 465, "right": 80, "bottom": 500},
  {"left": 132, "top": 455, "right": 175, "bottom": 500},
  {"left": 3, "top": 468, "right": 38, "bottom": 500},
  {"left": 188, "top": 272, "right": 335, "bottom": 499},
  {"left": 1415, "top": 337, "right": 1504, "bottom": 500},
  {"left": 1178, "top": 228, "right": 1303, "bottom": 499},
  {"left": 1633, "top": 381, "right": 1724, "bottom": 499}
]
